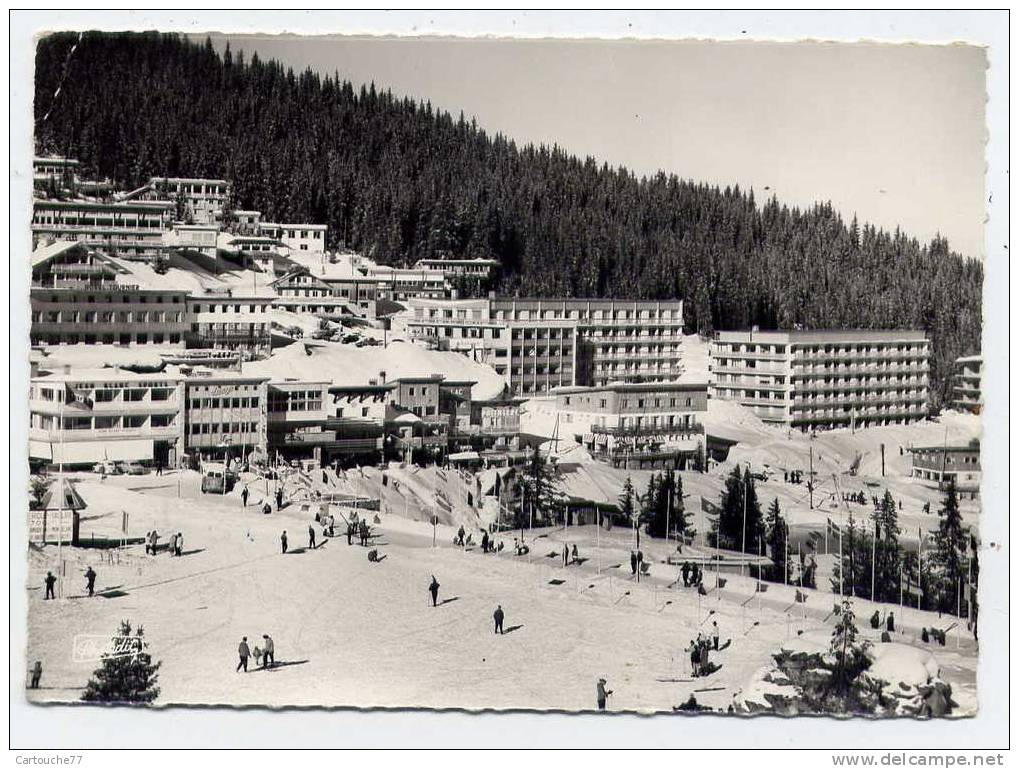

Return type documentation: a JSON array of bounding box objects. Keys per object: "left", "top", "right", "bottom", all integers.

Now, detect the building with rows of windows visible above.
[
  {"left": 29, "top": 368, "right": 185, "bottom": 468},
  {"left": 555, "top": 382, "right": 708, "bottom": 469},
  {"left": 405, "top": 297, "right": 685, "bottom": 396},
  {"left": 950, "top": 354, "right": 982, "bottom": 414},
  {"left": 182, "top": 370, "right": 270, "bottom": 463},
  {"left": 709, "top": 329, "right": 930, "bottom": 430}
]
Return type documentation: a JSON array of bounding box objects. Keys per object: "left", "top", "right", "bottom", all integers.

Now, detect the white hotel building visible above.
[{"left": 709, "top": 329, "right": 930, "bottom": 430}]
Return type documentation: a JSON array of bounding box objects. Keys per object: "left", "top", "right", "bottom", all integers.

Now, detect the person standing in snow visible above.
[
  {"left": 346, "top": 521, "right": 354, "bottom": 546},
  {"left": 28, "top": 661, "right": 42, "bottom": 689},
  {"left": 281, "top": 530, "right": 288, "bottom": 555},
  {"left": 596, "top": 678, "right": 613, "bottom": 710},
  {"left": 429, "top": 575, "right": 440, "bottom": 607},
  {"left": 563, "top": 543, "right": 570, "bottom": 566},
  {"left": 237, "top": 637, "right": 250, "bottom": 672},
  {"left": 44, "top": 571, "right": 56, "bottom": 600},
  {"left": 681, "top": 561, "right": 691, "bottom": 588},
  {"left": 481, "top": 530, "right": 490, "bottom": 554},
  {"left": 308, "top": 525, "right": 317, "bottom": 550},
  {"left": 457, "top": 525, "right": 465, "bottom": 547},
  {"left": 711, "top": 621, "right": 720, "bottom": 651},
  {"left": 262, "top": 634, "right": 274, "bottom": 668},
  {"left": 175, "top": 532, "right": 184, "bottom": 556},
  {"left": 493, "top": 605, "right": 505, "bottom": 634},
  {"left": 276, "top": 487, "right": 284, "bottom": 511},
  {"left": 886, "top": 612, "right": 895, "bottom": 633},
  {"left": 84, "top": 566, "right": 96, "bottom": 597},
  {"left": 571, "top": 544, "right": 579, "bottom": 564},
  {"left": 241, "top": 486, "right": 249, "bottom": 507},
  {"left": 630, "top": 551, "right": 638, "bottom": 576}
]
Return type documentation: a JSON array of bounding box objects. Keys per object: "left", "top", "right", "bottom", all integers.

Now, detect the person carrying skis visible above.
[{"left": 429, "top": 575, "right": 440, "bottom": 607}]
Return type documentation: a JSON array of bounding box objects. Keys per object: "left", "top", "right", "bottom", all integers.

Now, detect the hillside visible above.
[{"left": 33, "top": 32, "right": 982, "bottom": 405}]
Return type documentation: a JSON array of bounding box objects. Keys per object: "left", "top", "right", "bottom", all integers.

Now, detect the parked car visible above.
[
  {"left": 201, "top": 464, "right": 236, "bottom": 494},
  {"left": 92, "top": 460, "right": 120, "bottom": 476},
  {"left": 118, "top": 461, "right": 148, "bottom": 476}
]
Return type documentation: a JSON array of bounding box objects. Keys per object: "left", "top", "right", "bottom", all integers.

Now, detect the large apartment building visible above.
[
  {"left": 123, "top": 177, "right": 230, "bottom": 226},
  {"left": 951, "top": 355, "right": 982, "bottom": 414},
  {"left": 29, "top": 368, "right": 185, "bottom": 468},
  {"left": 709, "top": 329, "right": 930, "bottom": 430},
  {"left": 186, "top": 294, "right": 274, "bottom": 356},
  {"left": 406, "top": 297, "right": 685, "bottom": 396}
]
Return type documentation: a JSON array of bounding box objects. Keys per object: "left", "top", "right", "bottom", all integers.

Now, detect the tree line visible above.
[{"left": 34, "top": 32, "right": 983, "bottom": 405}]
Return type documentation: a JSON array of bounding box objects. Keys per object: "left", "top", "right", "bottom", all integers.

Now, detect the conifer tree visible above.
[
  {"left": 765, "top": 497, "right": 788, "bottom": 582},
  {"left": 618, "top": 475, "right": 636, "bottom": 526},
  {"left": 81, "top": 621, "right": 161, "bottom": 704},
  {"left": 931, "top": 479, "right": 967, "bottom": 614}
]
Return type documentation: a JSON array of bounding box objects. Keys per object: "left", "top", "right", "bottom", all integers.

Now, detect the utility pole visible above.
[
  {"left": 741, "top": 462, "right": 749, "bottom": 577},
  {"left": 808, "top": 439, "right": 815, "bottom": 510}
]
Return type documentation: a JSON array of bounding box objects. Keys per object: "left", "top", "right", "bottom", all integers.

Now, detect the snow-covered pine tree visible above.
[{"left": 81, "top": 620, "right": 161, "bottom": 704}]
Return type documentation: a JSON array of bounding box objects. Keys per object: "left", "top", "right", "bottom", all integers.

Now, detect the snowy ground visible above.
[{"left": 26, "top": 468, "right": 976, "bottom": 714}]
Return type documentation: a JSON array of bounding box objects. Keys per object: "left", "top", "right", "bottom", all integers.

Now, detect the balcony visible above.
[{"left": 591, "top": 422, "right": 704, "bottom": 438}]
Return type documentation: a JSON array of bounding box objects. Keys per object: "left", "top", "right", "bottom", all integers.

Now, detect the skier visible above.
[
  {"left": 688, "top": 640, "right": 700, "bottom": 677},
  {"left": 28, "top": 660, "right": 42, "bottom": 689},
  {"left": 457, "top": 525, "right": 465, "bottom": 547},
  {"left": 44, "top": 571, "right": 56, "bottom": 600},
  {"left": 175, "top": 532, "right": 183, "bottom": 556},
  {"left": 710, "top": 621, "right": 720, "bottom": 651},
  {"left": 481, "top": 530, "right": 490, "bottom": 554},
  {"left": 493, "top": 604, "right": 505, "bottom": 635},
  {"left": 241, "top": 486, "right": 249, "bottom": 507},
  {"left": 237, "top": 637, "right": 250, "bottom": 672},
  {"left": 281, "top": 530, "right": 288, "bottom": 555},
  {"left": 563, "top": 543, "right": 570, "bottom": 566},
  {"left": 886, "top": 612, "right": 895, "bottom": 633},
  {"left": 359, "top": 520, "right": 370, "bottom": 546},
  {"left": 84, "top": 566, "right": 96, "bottom": 597},
  {"left": 596, "top": 678, "right": 613, "bottom": 711},
  {"left": 346, "top": 521, "right": 354, "bottom": 546},
  {"left": 630, "top": 551, "right": 638, "bottom": 576},
  {"left": 262, "top": 634, "right": 274, "bottom": 668},
  {"left": 571, "top": 543, "right": 579, "bottom": 564},
  {"left": 681, "top": 561, "right": 691, "bottom": 587},
  {"left": 276, "top": 487, "right": 284, "bottom": 511},
  {"left": 308, "top": 525, "right": 317, "bottom": 550},
  {"left": 870, "top": 610, "right": 881, "bottom": 630},
  {"left": 148, "top": 530, "right": 159, "bottom": 555},
  {"left": 429, "top": 575, "right": 440, "bottom": 607}
]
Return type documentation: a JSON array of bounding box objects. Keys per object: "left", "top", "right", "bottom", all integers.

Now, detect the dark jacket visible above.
[{"left": 238, "top": 641, "right": 250, "bottom": 658}]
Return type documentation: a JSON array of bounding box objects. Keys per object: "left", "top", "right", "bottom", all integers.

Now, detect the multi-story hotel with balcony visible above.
[
  {"left": 186, "top": 294, "right": 274, "bottom": 356},
  {"left": 950, "top": 355, "right": 982, "bottom": 414},
  {"left": 260, "top": 223, "right": 327, "bottom": 254},
  {"left": 29, "top": 368, "right": 185, "bottom": 468},
  {"left": 709, "top": 329, "right": 930, "bottom": 430},
  {"left": 406, "top": 297, "right": 685, "bottom": 396},
  {"left": 32, "top": 199, "right": 174, "bottom": 259},
  {"left": 555, "top": 382, "right": 707, "bottom": 469},
  {"left": 117, "top": 176, "right": 229, "bottom": 226}
]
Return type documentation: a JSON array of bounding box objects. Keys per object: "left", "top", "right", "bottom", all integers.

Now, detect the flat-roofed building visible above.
[
  {"left": 385, "top": 375, "right": 451, "bottom": 460},
  {"left": 710, "top": 329, "right": 930, "bottom": 430},
  {"left": 260, "top": 222, "right": 327, "bottom": 254},
  {"left": 951, "top": 355, "right": 982, "bottom": 414},
  {"left": 145, "top": 177, "right": 230, "bottom": 225},
  {"left": 371, "top": 265, "right": 448, "bottom": 301},
  {"left": 169, "top": 223, "right": 220, "bottom": 257},
  {"left": 32, "top": 199, "right": 174, "bottom": 258},
  {"left": 266, "top": 380, "right": 333, "bottom": 464},
  {"left": 413, "top": 257, "right": 500, "bottom": 281},
  {"left": 182, "top": 369, "right": 269, "bottom": 462},
  {"left": 406, "top": 297, "right": 685, "bottom": 396},
  {"left": 326, "top": 382, "right": 393, "bottom": 465},
  {"left": 187, "top": 294, "right": 274, "bottom": 356},
  {"left": 29, "top": 368, "right": 184, "bottom": 468},
  {"left": 555, "top": 382, "right": 707, "bottom": 469},
  {"left": 908, "top": 441, "right": 981, "bottom": 494}
]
